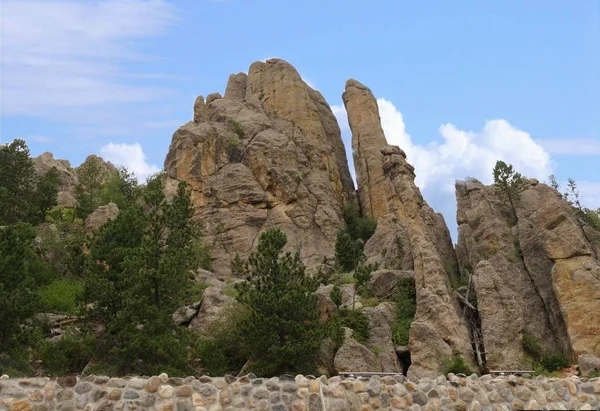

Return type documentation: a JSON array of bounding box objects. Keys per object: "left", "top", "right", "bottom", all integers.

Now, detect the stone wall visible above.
[{"left": 0, "top": 373, "right": 598, "bottom": 410}]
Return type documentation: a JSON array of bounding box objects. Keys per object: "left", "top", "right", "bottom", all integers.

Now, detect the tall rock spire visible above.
[{"left": 343, "top": 79, "right": 473, "bottom": 377}]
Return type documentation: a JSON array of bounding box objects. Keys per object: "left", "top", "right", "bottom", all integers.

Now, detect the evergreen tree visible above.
[
  {"left": 493, "top": 160, "right": 526, "bottom": 224},
  {"left": 83, "top": 174, "right": 201, "bottom": 375},
  {"left": 330, "top": 284, "right": 342, "bottom": 309},
  {"left": 34, "top": 167, "right": 60, "bottom": 222},
  {"left": 335, "top": 229, "right": 363, "bottom": 272},
  {"left": 0, "top": 223, "right": 53, "bottom": 373},
  {"left": 231, "top": 253, "right": 246, "bottom": 277},
  {"left": 100, "top": 167, "right": 139, "bottom": 210},
  {"left": 0, "top": 139, "right": 35, "bottom": 224},
  {"left": 75, "top": 156, "right": 107, "bottom": 219},
  {"left": 235, "top": 228, "right": 322, "bottom": 376}
]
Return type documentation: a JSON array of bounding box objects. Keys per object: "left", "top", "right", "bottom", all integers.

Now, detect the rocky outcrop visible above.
[
  {"left": 472, "top": 260, "right": 525, "bottom": 370},
  {"left": 368, "top": 269, "right": 414, "bottom": 298},
  {"left": 363, "top": 302, "right": 399, "bottom": 372},
  {"left": 32, "top": 152, "right": 78, "bottom": 208},
  {"left": 84, "top": 203, "right": 119, "bottom": 234},
  {"left": 456, "top": 178, "right": 600, "bottom": 363},
  {"left": 342, "top": 79, "right": 473, "bottom": 377},
  {"left": 165, "top": 59, "right": 356, "bottom": 277},
  {"left": 32, "top": 153, "right": 118, "bottom": 209},
  {"left": 188, "top": 287, "right": 234, "bottom": 335},
  {"left": 333, "top": 328, "right": 381, "bottom": 372}
]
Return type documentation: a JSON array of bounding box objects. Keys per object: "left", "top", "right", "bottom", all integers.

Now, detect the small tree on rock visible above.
[{"left": 493, "top": 160, "right": 526, "bottom": 224}]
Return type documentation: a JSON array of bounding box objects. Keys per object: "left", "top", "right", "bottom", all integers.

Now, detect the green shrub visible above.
[
  {"left": 227, "top": 119, "right": 245, "bottom": 139},
  {"left": 522, "top": 332, "right": 544, "bottom": 361},
  {"left": 443, "top": 355, "right": 472, "bottom": 375},
  {"left": 392, "top": 317, "right": 412, "bottom": 346},
  {"left": 513, "top": 237, "right": 523, "bottom": 259},
  {"left": 589, "top": 369, "right": 600, "bottom": 379},
  {"left": 39, "top": 278, "right": 83, "bottom": 314},
  {"left": 330, "top": 285, "right": 342, "bottom": 309},
  {"left": 35, "top": 334, "right": 95, "bottom": 376},
  {"left": 535, "top": 354, "right": 569, "bottom": 373},
  {"left": 338, "top": 308, "right": 370, "bottom": 344},
  {"left": 343, "top": 205, "right": 376, "bottom": 242},
  {"left": 392, "top": 278, "right": 416, "bottom": 346}
]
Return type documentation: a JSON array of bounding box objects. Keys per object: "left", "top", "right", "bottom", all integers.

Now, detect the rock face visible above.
[
  {"left": 32, "top": 153, "right": 118, "bottom": 209},
  {"left": 188, "top": 286, "right": 234, "bottom": 335},
  {"left": 363, "top": 302, "right": 399, "bottom": 372},
  {"left": 342, "top": 79, "right": 474, "bottom": 377},
  {"left": 333, "top": 328, "right": 381, "bottom": 373},
  {"left": 85, "top": 203, "right": 119, "bottom": 234},
  {"left": 32, "top": 152, "right": 78, "bottom": 208},
  {"left": 165, "top": 59, "right": 356, "bottom": 277},
  {"left": 456, "top": 178, "right": 600, "bottom": 364}
]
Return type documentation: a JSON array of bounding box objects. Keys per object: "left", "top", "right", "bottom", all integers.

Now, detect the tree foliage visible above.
[
  {"left": 83, "top": 175, "right": 202, "bottom": 375},
  {"left": 234, "top": 228, "right": 323, "bottom": 376},
  {"left": 0, "top": 223, "right": 53, "bottom": 371},
  {"left": 75, "top": 156, "right": 108, "bottom": 219},
  {"left": 33, "top": 167, "right": 61, "bottom": 222},
  {"left": 0, "top": 139, "right": 36, "bottom": 224},
  {"left": 493, "top": 160, "right": 526, "bottom": 224}
]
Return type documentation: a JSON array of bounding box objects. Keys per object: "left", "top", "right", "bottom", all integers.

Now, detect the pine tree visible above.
[
  {"left": 493, "top": 160, "right": 526, "bottom": 224},
  {"left": 0, "top": 223, "right": 53, "bottom": 372},
  {"left": 0, "top": 139, "right": 35, "bottom": 224},
  {"left": 83, "top": 174, "right": 201, "bottom": 375},
  {"left": 335, "top": 229, "right": 363, "bottom": 272},
  {"left": 75, "top": 156, "right": 107, "bottom": 219},
  {"left": 34, "top": 167, "right": 61, "bottom": 222},
  {"left": 330, "top": 285, "right": 342, "bottom": 309},
  {"left": 235, "top": 228, "right": 323, "bottom": 376}
]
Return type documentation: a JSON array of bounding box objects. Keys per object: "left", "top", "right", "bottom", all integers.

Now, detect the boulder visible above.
[
  {"left": 84, "top": 203, "right": 119, "bottom": 234},
  {"left": 578, "top": 354, "right": 600, "bottom": 377},
  {"left": 334, "top": 328, "right": 381, "bottom": 373},
  {"left": 164, "top": 59, "right": 356, "bottom": 277},
  {"left": 363, "top": 302, "right": 400, "bottom": 372},
  {"left": 188, "top": 286, "right": 234, "bottom": 335},
  {"left": 369, "top": 269, "right": 414, "bottom": 298}
]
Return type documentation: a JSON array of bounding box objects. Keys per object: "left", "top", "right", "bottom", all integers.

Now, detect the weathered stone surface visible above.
[
  {"left": 363, "top": 302, "right": 400, "bottom": 372},
  {"left": 473, "top": 260, "right": 525, "bottom": 369},
  {"left": 368, "top": 269, "right": 414, "bottom": 298},
  {"left": 343, "top": 79, "right": 472, "bottom": 378},
  {"left": 32, "top": 152, "right": 78, "bottom": 208},
  {"left": 334, "top": 328, "right": 381, "bottom": 372},
  {"left": 84, "top": 203, "right": 119, "bottom": 234},
  {"left": 579, "top": 354, "right": 600, "bottom": 377},
  {"left": 165, "top": 58, "right": 355, "bottom": 277},
  {"left": 456, "top": 178, "right": 600, "bottom": 359},
  {"left": 188, "top": 287, "right": 234, "bottom": 335}
]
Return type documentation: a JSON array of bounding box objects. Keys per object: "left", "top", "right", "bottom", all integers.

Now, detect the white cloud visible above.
[
  {"left": 537, "top": 138, "right": 600, "bottom": 155},
  {"left": 1, "top": 0, "right": 176, "bottom": 117},
  {"left": 333, "top": 99, "right": 554, "bottom": 240},
  {"left": 99, "top": 143, "right": 160, "bottom": 181}
]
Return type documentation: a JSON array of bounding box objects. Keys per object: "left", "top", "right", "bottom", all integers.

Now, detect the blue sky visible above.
[{"left": 2, "top": 0, "right": 599, "bottom": 236}]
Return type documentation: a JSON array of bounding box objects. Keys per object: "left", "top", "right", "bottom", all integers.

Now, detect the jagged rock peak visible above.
[
  {"left": 342, "top": 78, "right": 473, "bottom": 378},
  {"left": 164, "top": 58, "right": 356, "bottom": 278}
]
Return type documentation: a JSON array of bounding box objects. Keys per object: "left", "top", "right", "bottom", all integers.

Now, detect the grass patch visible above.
[
  {"left": 39, "top": 278, "right": 83, "bottom": 314},
  {"left": 443, "top": 355, "right": 472, "bottom": 376},
  {"left": 358, "top": 296, "right": 379, "bottom": 308}
]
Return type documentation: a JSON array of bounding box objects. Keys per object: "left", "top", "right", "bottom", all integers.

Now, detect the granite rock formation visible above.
[
  {"left": 342, "top": 79, "right": 474, "bottom": 377},
  {"left": 164, "top": 59, "right": 356, "bottom": 278},
  {"left": 456, "top": 178, "right": 600, "bottom": 368}
]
